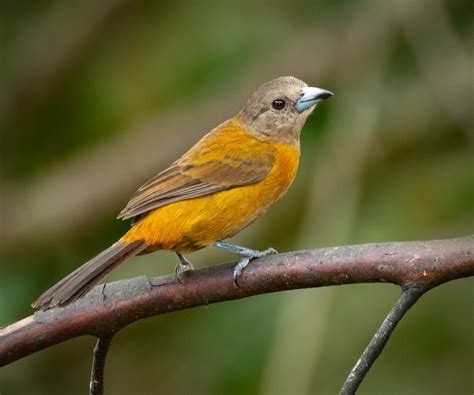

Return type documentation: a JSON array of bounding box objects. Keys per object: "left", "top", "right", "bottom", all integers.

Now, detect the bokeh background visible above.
[{"left": 1, "top": 0, "right": 473, "bottom": 394}]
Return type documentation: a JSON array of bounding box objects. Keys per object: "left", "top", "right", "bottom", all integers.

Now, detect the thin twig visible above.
[
  {"left": 339, "top": 286, "right": 427, "bottom": 394},
  {"left": 90, "top": 335, "right": 114, "bottom": 395}
]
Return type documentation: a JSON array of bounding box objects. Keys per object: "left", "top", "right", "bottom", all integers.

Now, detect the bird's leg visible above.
[
  {"left": 212, "top": 240, "right": 278, "bottom": 284},
  {"left": 175, "top": 252, "right": 194, "bottom": 284}
]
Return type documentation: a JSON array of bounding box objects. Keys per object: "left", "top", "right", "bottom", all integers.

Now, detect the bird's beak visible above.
[{"left": 295, "top": 86, "right": 333, "bottom": 113}]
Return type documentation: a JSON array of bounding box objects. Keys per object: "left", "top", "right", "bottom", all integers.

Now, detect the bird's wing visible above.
[{"left": 117, "top": 120, "right": 275, "bottom": 222}]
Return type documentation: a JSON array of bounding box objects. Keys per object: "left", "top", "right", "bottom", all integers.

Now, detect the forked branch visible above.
[{"left": 1, "top": 236, "right": 473, "bottom": 393}]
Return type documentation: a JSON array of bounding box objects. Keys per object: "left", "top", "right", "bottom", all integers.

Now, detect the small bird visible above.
[{"left": 32, "top": 76, "right": 333, "bottom": 310}]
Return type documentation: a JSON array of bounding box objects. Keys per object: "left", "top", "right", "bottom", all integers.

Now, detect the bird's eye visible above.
[{"left": 272, "top": 99, "right": 286, "bottom": 110}]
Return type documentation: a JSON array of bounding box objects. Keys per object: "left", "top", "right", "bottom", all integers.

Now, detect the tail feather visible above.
[{"left": 32, "top": 240, "right": 148, "bottom": 310}]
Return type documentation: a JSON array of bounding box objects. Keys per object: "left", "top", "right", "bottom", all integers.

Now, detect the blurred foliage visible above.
[{"left": 1, "top": 0, "right": 473, "bottom": 394}]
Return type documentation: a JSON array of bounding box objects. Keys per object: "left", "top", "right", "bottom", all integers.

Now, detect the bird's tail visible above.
[{"left": 32, "top": 240, "right": 148, "bottom": 310}]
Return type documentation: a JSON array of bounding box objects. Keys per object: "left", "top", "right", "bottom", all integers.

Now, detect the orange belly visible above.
[{"left": 122, "top": 142, "right": 299, "bottom": 252}]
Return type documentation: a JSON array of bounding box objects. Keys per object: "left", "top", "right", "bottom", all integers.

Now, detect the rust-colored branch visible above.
[{"left": 1, "top": 236, "right": 473, "bottom": 368}]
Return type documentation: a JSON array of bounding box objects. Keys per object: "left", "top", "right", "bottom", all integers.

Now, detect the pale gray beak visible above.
[{"left": 295, "top": 86, "right": 333, "bottom": 113}]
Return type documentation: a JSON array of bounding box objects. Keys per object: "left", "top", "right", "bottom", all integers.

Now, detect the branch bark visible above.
[
  {"left": 339, "top": 286, "right": 426, "bottom": 394},
  {"left": 89, "top": 335, "right": 114, "bottom": 395},
  {"left": 1, "top": 236, "right": 473, "bottom": 372}
]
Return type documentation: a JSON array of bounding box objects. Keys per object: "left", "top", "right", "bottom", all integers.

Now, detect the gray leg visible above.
[
  {"left": 213, "top": 240, "right": 277, "bottom": 258},
  {"left": 212, "top": 240, "right": 278, "bottom": 283},
  {"left": 175, "top": 252, "right": 194, "bottom": 283}
]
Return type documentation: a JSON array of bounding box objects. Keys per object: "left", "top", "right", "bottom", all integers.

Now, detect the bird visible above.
[{"left": 32, "top": 76, "right": 333, "bottom": 310}]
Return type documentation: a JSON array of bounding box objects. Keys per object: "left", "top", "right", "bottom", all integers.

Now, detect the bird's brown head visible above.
[{"left": 237, "top": 76, "right": 333, "bottom": 144}]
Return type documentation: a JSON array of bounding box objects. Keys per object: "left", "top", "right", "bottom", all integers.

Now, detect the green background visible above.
[{"left": 1, "top": 0, "right": 473, "bottom": 394}]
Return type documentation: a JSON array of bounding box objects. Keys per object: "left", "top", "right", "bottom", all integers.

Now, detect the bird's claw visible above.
[
  {"left": 233, "top": 257, "right": 250, "bottom": 287},
  {"left": 252, "top": 246, "right": 278, "bottom": 258},
  {"left": 175, "top": 261, "right": 194, "bottom": 284},
  {"left": 262, "top": 247, "right": 278, "bottom": 256}
]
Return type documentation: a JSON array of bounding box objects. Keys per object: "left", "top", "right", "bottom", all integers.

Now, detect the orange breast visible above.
[{"left": 122, "top": 138, "right": 300, "bottom": 252}]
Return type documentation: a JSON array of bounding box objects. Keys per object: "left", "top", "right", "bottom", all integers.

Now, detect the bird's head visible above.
[{"left": 237, "top": 76, "right": 333, "bottom": 143}]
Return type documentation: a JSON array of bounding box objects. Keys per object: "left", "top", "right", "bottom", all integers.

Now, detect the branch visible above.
[
  {"left": 1, "top": 236, "right": 473, "bottom": 374},
  {"left": 339, "top": 287, "right": 426, "bottom": 394},
  {"left": 90, "top": 335, "right": 114, "bottom": 395}
]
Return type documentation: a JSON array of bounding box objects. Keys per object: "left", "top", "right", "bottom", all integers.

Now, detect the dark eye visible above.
[{"left": 272, "top": 99, "right": 286, "bottom": 110}]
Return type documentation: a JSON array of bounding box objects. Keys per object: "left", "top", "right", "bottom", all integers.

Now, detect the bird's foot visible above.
[
  {"left": 212, "top": 240, "right": 278, "bottom": 286},
  {"left": 175, "top": 252, "right": 194, "bottom": 284},
  {"left": 232, "top": 247, "right": 278, "bottom": 285},
  {"left": 233, "top": 256, "right": 251, "bottom": 284}
]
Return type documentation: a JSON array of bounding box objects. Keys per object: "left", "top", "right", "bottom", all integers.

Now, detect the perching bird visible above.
[{"left": 33, "top": 76, "right": 333, "bottom": 310}]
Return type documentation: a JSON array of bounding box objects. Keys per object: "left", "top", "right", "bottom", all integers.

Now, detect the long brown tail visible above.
[{"left": 32, "top": 240, "right": 148, "bottom": 310}]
